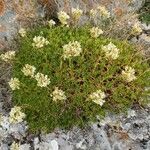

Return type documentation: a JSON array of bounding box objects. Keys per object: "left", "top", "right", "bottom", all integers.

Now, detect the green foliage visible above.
[
  {"left": 12, "top": 25, "right": 150, "bottom": 133},
  {"left": 139, "top": 1, "right": 150, "bottom": 24}
]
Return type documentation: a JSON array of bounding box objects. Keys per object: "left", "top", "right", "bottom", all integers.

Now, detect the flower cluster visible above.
[
  {"left": 32, "top": 36, "right": 49, "bottom": 48},
  {"left": 121, "top": 66, "right": 136, "bottom": 82},
  {"left": 132, "top": 23, "right": 142, "bottom": 35},
  {"left": 97, "top": 6, "right": 110, "bottom": 19},
  {"left": 18, "top": 28, "right": 26, "bottom": 37},
  {"left": 48, "top": 19, "right": 56, "bottom": 27},
  {"left": 8, "top": 78, "right": 20, "bottom": 91},
  {"left": 0, "top": 51, "right": 15, "bottom": 62},
  {"left": 102, "top": 42, "right": 119, "bottom": 60},
  {"left": 51, "top": 87, "right": 67, "bottom": 102},
  {"left": 35, "top": 73, "right": 50, "bottom": 87},
  {"left": 10, "top": 65, "right": 51, "bottom": 89},
  {"left": 10, "top": 142, "right": 20, "bottom": 150},
  {"left": 63, "top": 41, "right": 82, "bottom": 59},
  {"left": 89, "top": 89, "right": 106, "bottom": 106},
  {"left": 72, "top": 8, "right": 83, "bottom": 20},
  {"left": 90, "top": 27, "right": 103, "bottom": 38},
  {"left": 58, "top": 11, "right": 70, "bottom": 25},
  {"left": 9, "top": 106, "right": 25, "bottom": 124},
  {"left": 22, "top": 64, "right": 36, "bottom": 77},
  {"left": 90, "top": 9, "right": 97, "bottom": 17}
]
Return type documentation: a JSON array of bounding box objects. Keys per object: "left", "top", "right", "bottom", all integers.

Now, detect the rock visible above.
[
  {"left": 20, "top": 143, "right": 31, "bottom": 150},
  {"left": 139, "top": 34, "right": 150, "bottom": 45},
  {"left": 0, "top": 0, "right": 45, "bottom": 50},
  {"left": 121, "top": 123, "right": 131, "bottom": 131},
  {"left": 141, "top": 23, "right": 150, "bottom": 31},
  {"left": 0, "top": 116, "right": 10, "bottom": 130},
  {"left": 9, "top": 123, "right": 27, "bottom": 139},
  {"left": 92, "top": 127, "right": 111, "bottom": 150},
  {"left": 50, "top": 140, "right": 59, "bottom": 150},
  {"left": 76, "top": 139, "right": 87, "bottom": 150},
  {"left": 127, "top": 109, "right": 136, "bottom": 118},
  {"left": 0, "top": 143, "right": 8, "bottom": 150}
]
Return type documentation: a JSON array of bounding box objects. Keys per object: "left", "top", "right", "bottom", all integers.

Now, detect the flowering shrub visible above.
[{"left": 8, "top": 24, "right": 149, "bottom": 132}]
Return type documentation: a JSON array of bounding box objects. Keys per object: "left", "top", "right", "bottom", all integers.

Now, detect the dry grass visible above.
[
  {"left": 0, "top": 0, "right": 5, "bottom": 16},
  {"left": 104, "top": 13, "right": 139, "bottom": 40},
  {"left": 5, "top": 0, "right": 39, "bottom": 26}
]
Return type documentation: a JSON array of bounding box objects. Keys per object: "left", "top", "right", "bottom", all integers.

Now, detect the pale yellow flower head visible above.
[
  {"left": 90, "top": 27, "right": 103, "bottom": 38},
  {"left": 89, "top": 89, "right": 106, "bottom": 106},
  {"left": 48, "top": 19, "right": 56, "bottom": 27},
  {"left": 97, "top": 6, "right": 110, "bottom": 19},
  {"left": 32, "top": 36, "right": 49, "bottom": 48},
  {"left": 90, "top": 9, "right": 97, "bottom": 17},
  {"left": 63, "top": 41, "right": 82, "bottom": 59},
  {"left": 8, "top": 78, "right": 20, "bottom": 91},
  {"left": 35, "top": 72, "right": 50, "bottom": 87},
  {"left": 18, "top": 28, "right": 26, "bottom": 37},
  {"left": 22, "top": 64, "right": 36, "bottom": 77},
  {"left": 0, "top": 51, "right": 15, "bottom": 62},
  {"left": 72, "top": 7, "right": 83, "bottom": 20},
  {"left": 122, "top": 66, "right": 136, "bottom": 82},
  {"left": 51, "top": 87, "right": 67, "bottom": 102},
  {"left": 102, "top": 42, "right": 119, "bottom": 60},
  {"left": 10, "top": 142, "right": 20, "bottom": 150},
  {"left": 9, "top": 106, "right": 25, "bottom": 124},
  {"left": 132, "top": 23, "right": 142, "bottom": 35},
  {"left": 58, "top": 11, "right": 70, "bottom": 25}
]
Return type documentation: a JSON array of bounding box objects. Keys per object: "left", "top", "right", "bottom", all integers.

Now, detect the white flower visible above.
[
  {"left": 18, "top": 28, "right": 26, "bottom": 37},
  {"left": 10, "top": 142, "right": 20, "bottom": 150},
  {"left": 0, "top": 51, "right": 15, "bottom": 62},
  {"left": 58, "top": 11, "right": 70, "bottom": 25},
  {"left": 32, "top": 36, "right": 49, "bottom": 48},
  {"left": 90, "top": 9, "right": 97, "bottom": 17},
  {"left": 102, "top": 42, "right": 119, "bottom": 60},
  {"left": 72, "top": 8, "right": 83, "bottom": 20},
  {"left": 22, "top": 64, "right": 36, "bottom": 77},
  {"left": 132, "top": 23, "right": 142, "bottom": 35},
  {"left": 97, "top": 6, "right": 110, "bottom": 19},
  {"left": 89, "top": 89, "right": 106, "bottom": 106},
  {"left": 90, "top": 27, "right": 103, "bottom": 38},
  {"left": 121, "top": 66, "right": 136, "bottom": 82},
  {"left": 63, "top": 41, "right": 82, "bottom": 59},
  {"left": 51, "top": 87, "right": 67, "bottom": 102},
  {"left": 9, "top": 106, "right": 25, "bottom": 124},
  {"left": 35, "top": 73, "right": 50, "bottom": 87},
  {"left": 8, "top": 78, "right": 20, "bottom": 90},
  {"left": 48, "top": 19, "right": 56, "bottom": 27}
]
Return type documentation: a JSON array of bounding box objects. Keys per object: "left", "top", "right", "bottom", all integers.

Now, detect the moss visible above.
[{"left": 12, "top": 25, "right": 150, "bottom": 133}]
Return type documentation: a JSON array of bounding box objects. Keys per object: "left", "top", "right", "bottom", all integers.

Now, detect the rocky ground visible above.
[{"left": 0, "top": 0, "right": 150, "bottom": 149}]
